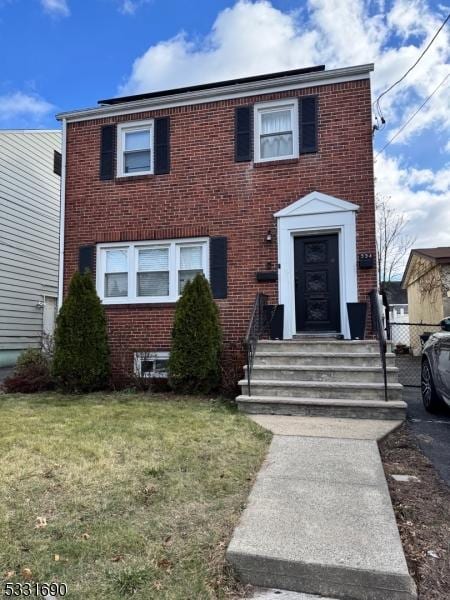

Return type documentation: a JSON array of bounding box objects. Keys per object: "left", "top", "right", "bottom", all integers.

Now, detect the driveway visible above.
[{"left": 403, "top": 387, "right": 450, "bottom": 486}]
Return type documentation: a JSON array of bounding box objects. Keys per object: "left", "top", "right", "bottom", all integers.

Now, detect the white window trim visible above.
[
  {"left": 134, "top": 351, "right": 170, "bottom": 379},
  {"left": 254, "top": 98, "right": 299, "bottom": 164},
  {"left": 117, "top": 119, "right": 154, "bottom": 177},
  {"left": 96, "top": 237, "right": 209, "bottom": 304}
]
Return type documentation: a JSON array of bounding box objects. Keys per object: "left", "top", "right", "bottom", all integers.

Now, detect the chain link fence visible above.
[{"left": 389, "top": 322, "right": 441, "bottom": 387}]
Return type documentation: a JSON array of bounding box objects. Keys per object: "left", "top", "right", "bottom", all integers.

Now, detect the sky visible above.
[{"left": 0, "top": 0, "right": 449, "bottom": 254}]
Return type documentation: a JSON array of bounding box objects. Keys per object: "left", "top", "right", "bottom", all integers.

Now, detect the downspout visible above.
[{"left": 57, "top": 118, "right": 67, "bottom": 310}]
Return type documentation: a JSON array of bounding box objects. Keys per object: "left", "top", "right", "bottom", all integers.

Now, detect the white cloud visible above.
[
  {"left": 119, "top": 0, "right": 150, "bottom": 15},
  {"left": 118, "top": 0, "right": 450, "bottom": 254},
  {"left": 375, "top": 154, "right": 450, "bottom": 248},
  {"left": 120, "top": 0, "right": 450, "bottom": 140},
  {"left": 0, "top": 91, "right": 54, "bottom": 124},
  {"left": 41, "top": 0, "right": 70, "bottom": 17},
  {"left": 120, "top": 1, "right": 321, "bottom": 94}
]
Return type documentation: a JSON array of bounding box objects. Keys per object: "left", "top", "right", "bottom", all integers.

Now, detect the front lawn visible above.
[{"left": 0, "top": 393, "right": 270, "bottom": 599}]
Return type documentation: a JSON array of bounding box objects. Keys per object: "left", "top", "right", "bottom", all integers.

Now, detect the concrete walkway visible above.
[{"left": 227, "top": 417, "right": 417, "bottom": 600}]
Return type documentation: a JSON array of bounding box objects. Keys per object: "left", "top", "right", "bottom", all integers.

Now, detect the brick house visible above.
[{"left": 57, "top": 63, "right": 379, "bottom": 385}]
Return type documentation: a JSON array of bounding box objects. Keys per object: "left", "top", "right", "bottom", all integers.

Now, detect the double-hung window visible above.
[
  {"left": 117, "top": 120, "right": 153, "bottom": 177},
  {"left": 97, "top": 238, "right": 209, "bottom": 304},
  {"left": 104, "top": 248, "right": 129, "bottom": 298},
  {"left": 178, "top": 245, "right": 203, "bottom": 294},
  {"left": 254, "top": 100, "right": 298, "bottom": 163},
  {"left": 137, "top": 246, "right": 170, "bottom": 298}
]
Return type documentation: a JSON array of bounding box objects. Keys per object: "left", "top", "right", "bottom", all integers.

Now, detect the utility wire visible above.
[
  {"left": 375, "top": 72, "right": 450, "bottom": 158},
  {"left": 373, "top": 11, "right": 450, "bottom": 121}
]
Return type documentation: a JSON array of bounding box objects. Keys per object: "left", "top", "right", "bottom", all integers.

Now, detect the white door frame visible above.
[{"left": 275, "top": 191, "right": 359, "bottom": 340}]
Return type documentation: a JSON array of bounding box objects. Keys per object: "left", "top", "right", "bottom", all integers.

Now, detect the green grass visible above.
[{"left": 0, "top": 393, "right": 271, "bottom": 599}]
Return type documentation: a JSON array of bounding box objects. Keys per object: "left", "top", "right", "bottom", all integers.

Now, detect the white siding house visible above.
[{"left": 0, "top": 130, "right": 61, "bottom": 366}]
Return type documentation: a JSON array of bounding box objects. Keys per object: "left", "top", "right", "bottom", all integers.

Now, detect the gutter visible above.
[
  {"left": 56, "top": 63, "right": 374, "bottom": 123},
  {"left": 57, "top": 118, "right": 67, "bottom": 310}
]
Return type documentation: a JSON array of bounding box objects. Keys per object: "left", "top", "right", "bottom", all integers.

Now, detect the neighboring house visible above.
[
  {"left": 402, "top": 247, "right": 450, "bottom": 353},
  {"left": 57, "top": 64, "right": 377, "bottom": 378},
  {"left": 0, "top": 130, "right": 61, "bottom": 367},
  {"left": 383, "top": 281, "right": 409, "bottom": 347}
]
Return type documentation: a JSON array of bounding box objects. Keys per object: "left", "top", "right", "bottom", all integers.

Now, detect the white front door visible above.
[{"left": 274, "top": 191, "right": 359, "bottom": 340}]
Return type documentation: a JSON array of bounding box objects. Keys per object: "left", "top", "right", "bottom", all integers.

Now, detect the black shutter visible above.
[
  {"left": 79, "top": 245, "right": 95, "bottom": 275},
  {"left": 154, "top": 116, "right": 170, "bottom": 174},
  {"left": 100, "top": 124, "right": 116, "bottom": 180},
  {"left": 235, "top": 106, "right": 252, "bottom": 162},
  {"left": 299, "top": 96, "right": 318, "bottom": 154},
  {"left": 210, "top": 237, "right": 227, "bottom": 299},
  {"left": 53, "top": 150, "right": 62, "bottom": 176}
]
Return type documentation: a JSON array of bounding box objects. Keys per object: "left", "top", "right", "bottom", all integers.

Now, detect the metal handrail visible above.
[
  {"left": 369, "top": 289, "right": 388, "bottom": 402},
  {"left": 245, "top": 293, "right": 269, "bottom": 396}
]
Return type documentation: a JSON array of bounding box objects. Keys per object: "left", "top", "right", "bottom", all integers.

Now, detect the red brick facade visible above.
[{"left": 63, "top": 76, "right": 377, "bottom": 377}]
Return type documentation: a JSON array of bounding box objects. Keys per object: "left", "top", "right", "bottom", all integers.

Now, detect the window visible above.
[
  {"left": 97, "top": 238, "right": 209, "bottom": 304},
  {"left": 104, "top": 248, "right": 128, "bottom": 298},
  {"left": 134, "top": 352, "right": 169, "bottom": 379},
  {"left": 53, "top": 150, "right": 62, "bottom": 176},
  {"left": 254, "top": 100, "right": 298, "bottom": 163},
  {"left": 137, "top": 247, "right": 169, "bottom": 297},
  {"left": 117, "top": 120, "right": 153, "bottom": 177},
  {"left": 179, "top": 245, "right": 203, "bottom": 294}
]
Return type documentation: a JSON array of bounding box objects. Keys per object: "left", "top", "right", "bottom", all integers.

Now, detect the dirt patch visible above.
[{"left": 379, "top": 424, "right": 450, "bottom": 599}]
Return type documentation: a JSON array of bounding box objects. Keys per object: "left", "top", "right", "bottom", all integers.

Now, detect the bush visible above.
[
  {"left": 168, "top": 274, "right": 222, "bottom": 394},
  {"left": 3, "top": 348, "right": 53, "bottom": 393},
  {"left": 53, "top": 271, "right": 111, "bottom": 392}
]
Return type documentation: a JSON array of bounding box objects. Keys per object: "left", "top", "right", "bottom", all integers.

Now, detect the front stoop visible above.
[
  {"left": 227, "top": 436, "right": 417, "bottom": 600},
  {"left": 237, "top": 340, "right": 406, "bottom": 420}
]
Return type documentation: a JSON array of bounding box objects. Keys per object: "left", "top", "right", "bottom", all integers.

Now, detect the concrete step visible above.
[
  {"left": 238, "top": 380, "right": 403, "bottom": 402},
  {"left": 236, "top": 395, "right": 406, "bottom": 420},
  {"left": 254, "top": 352, "right": 396, "bottom": 368},
  {"left": 245, "top": 365, "right": 399, "bottom": 384},
  {"left": 227, "top": 436, "right": 417, "bottom": 599},
  {"left": 256, "top": 340, "right": 380, "bottom": 354}
]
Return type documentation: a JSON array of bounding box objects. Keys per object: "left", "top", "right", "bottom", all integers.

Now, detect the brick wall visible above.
[{"left": 63, "top": 78, "right": 377, "bottom": 377}]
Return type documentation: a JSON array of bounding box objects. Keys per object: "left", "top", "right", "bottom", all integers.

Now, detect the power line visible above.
[
  {"left": 375, "top": 72, "right": 450, "bottom": 158},
  {"left": 373, "top": 11, "right": 450, "bottom": 121}
]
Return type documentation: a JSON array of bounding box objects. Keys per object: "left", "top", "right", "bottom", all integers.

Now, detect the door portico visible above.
[{"left": 275, "top": 191, "right": 359, "bottom": 340}]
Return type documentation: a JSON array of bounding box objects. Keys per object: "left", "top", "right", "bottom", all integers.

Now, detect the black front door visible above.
[{"left": 294, "top": 234, "right": 341, "bottom": 333}]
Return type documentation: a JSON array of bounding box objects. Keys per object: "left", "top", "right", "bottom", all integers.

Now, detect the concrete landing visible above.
[
  {"left": 248, "top": 415, "right": 402, "bottom": 440},
  {"left": 227, "top": 436, "right": 416, "bottom": 600}
]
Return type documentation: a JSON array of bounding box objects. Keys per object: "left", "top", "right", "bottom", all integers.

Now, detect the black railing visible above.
[
  {"left": 245, "top": 293, "right": 269, "bottom": 396},
  {"left": 369, "top": 289, "right": 388, "bottom": 402}
]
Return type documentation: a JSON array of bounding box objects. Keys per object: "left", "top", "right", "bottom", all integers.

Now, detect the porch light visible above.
[{"left": 266, "top": 229, "right": 272, "bottom": 243}]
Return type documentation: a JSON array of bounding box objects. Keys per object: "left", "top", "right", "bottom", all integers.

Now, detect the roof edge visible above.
[
  {"left": 56, "top": 63, "right": 374, "bottom": 123},
  {"left": 98, "top": 65, "right": 326, "bottom": 105}
]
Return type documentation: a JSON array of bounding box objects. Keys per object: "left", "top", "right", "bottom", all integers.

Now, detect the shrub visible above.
[
  {"left": 3, "top": 348, "right": 53, "bottom": 393},
  {"left": 168, "top": 274, "right": 222, "bottom": 394},
  {"left": 53, "top": 271, "right": 111, "bottom": 392},
  {"left": 220, "top": 341, "right": 245, "bottom": 398}
]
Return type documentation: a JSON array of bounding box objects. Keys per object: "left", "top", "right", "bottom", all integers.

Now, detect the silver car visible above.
[{"left": 421, "top": 317, "right": 450, "bottom": 412}]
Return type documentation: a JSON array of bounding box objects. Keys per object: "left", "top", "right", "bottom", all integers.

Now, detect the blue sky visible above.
[{"left": 0, "top": 0, "right": 449, "bottom": 249}]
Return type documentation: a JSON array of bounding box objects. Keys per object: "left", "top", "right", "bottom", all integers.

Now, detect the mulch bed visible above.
[{"left": 379, "top": 424, "right": 450, "bottom": 599}]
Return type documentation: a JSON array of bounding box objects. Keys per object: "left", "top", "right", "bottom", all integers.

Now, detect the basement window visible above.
[{"left": 134, "top": 352, "right": 169, "bottom": 379}]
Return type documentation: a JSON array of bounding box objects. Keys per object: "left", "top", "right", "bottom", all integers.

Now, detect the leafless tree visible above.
[{"left": 376, "top": 194, "right": 416, "bottom": 289}]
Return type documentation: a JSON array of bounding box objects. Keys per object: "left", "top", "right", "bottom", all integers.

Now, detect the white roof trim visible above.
[
  {"left": 57, "top": 64, "right": 373, "bottom": 123},
  {"left": 274, "top": 191, "right": 359, "bottom": 218}
]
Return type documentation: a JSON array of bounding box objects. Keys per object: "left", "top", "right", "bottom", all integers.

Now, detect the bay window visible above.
[{"left": 97, "top": 238, "right": 208, "bottom": 304}]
